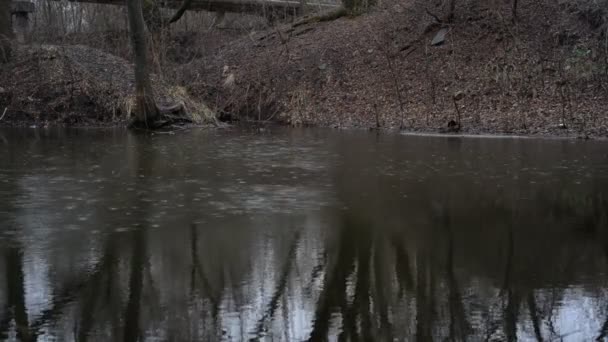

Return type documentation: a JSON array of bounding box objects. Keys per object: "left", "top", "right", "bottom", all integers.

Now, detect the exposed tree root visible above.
[{"left": 128, "top": 102, "right": 193, "bottom": 129}]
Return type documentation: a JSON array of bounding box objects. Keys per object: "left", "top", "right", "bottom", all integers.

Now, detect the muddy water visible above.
[{"left": 0, "top": 128, "right": 607, "bottom": 341}]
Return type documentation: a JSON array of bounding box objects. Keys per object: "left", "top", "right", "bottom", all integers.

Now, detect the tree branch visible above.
[
  {"left": 425, "top": 8, "right": 443, "bottom": 23},
  {"left": 168, "top": 0, "right": 195, "bottom": 24}
]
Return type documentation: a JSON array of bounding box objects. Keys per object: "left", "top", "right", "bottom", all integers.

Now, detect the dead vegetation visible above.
[
  {"left": 177, "top": 0, "right": 608, "bottom": 137},
  {"left": 0, "top": 44, "right": 214, "bottom": 126},
  {"left": 1, "top": 0, "right": 608, "bottom": 137}
]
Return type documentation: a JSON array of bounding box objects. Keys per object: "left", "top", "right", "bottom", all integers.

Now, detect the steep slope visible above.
[{"left": 186, "top": 0, "right": 608, "bottom": 137}]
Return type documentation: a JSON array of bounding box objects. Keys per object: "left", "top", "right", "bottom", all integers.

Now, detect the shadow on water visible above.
[{"left": 0, "top": 128, "right": 607, "bottom": 341}]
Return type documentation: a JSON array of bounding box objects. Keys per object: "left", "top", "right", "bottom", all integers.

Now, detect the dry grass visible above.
[{"left": 0, "top": 44, "right": 214, "bottom": 126}]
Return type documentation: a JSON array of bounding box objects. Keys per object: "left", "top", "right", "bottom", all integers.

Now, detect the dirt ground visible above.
[{"left": 1, "top": 0, "right": 607, "bottom": 137}]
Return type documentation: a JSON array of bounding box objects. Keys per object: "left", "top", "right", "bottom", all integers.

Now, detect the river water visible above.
[{"left": 0, "top": 128, "right": 607, "bottom": 341}]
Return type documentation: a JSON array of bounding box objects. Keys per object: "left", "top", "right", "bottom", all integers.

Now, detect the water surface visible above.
[{"left": 0, "top": 128, "right": 607, "bottom": 341}]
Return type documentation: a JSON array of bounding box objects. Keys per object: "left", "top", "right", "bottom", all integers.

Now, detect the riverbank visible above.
[
  {"left": 0, "top": 44, "right": 215, "bottom": 127},
  {"left": 1, "top": 0, "right": 607, "bottom": 137},
  {"left": 187, "top": 0, "right": 608, "bottom": 138}
]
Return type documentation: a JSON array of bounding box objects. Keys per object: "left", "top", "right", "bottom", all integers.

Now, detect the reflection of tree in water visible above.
[
  {"left": 1, "top": 132, "right": 608, "bottom": 341},
  {"left": 301, "top": 137, "right": 608, "bottom": 341},
  {"left": 304, "top": 201, "right": 476, "bottom": 341},
  {"left": 1, "top": 244, "right": 31, "bottom": 341},
  {"left": 307, "top": 214, "right": 373, "bottom": 341},
  {"left": 0, "top": 133, "right": 160, "bottom": 341}
]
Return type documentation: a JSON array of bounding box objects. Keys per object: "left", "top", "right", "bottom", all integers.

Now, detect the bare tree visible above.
[
  {"left": 0, "top": 0, "right": 12, "bottom": 63},
  {"left": 127, "top": 0, "right": 160, "bottom": 128}
]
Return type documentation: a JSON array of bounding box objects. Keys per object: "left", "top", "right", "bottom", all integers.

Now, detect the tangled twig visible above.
[{"left": 0, "top": 107, "right": 7, "bottom": 121}]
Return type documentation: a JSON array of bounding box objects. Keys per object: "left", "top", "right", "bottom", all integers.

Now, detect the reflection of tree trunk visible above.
[
  {"left": 501, "top": 224, "right": 514, "bottom": 294},
  {"left": 347, "top": 229, "right": 372, "bottom": 341},
  {"left": 504, "top": 290, "right": 520, "bottom": 342},
  {"left": 597, "top": 237, "right": 608, "bottom": 340},
  {"left": 373, "top": 238, "right": 392, "bottom": 341},
  {"left": 592, "top": 195, "right": 608, "bottom": 341},
  {"left": 308, "top": 220, "right": 357, "bottom": 342},
  {"left": 598, "top": 317, "right": 608, "bottom": 341},
  {"left": 78, "top": 238, "right": 118, "bottom": 341},
  {"left": 25, "top": 241, "right": 121, "bottom": 338},
  {"left": 123, "top": 229, "right": 146, "bottom": 342},
  {"left": 252, "top": 232, "right": 300, "bottom": 338},
  {"left": 0, "top": 305, "right": 9, "bottom": 339},
  {"left": 192, "top": 242, "right": 221, "bottom": 318},
  {"left": 391, "top": 237, "right": 414, "bottom": 297},
  {"left": 5, "top": 247, "right": 31, "bottom": 341},
  {"left": 502, "top": 225, "right": 519, "bottom": 342},
  {"left": 337, "top": 219, "right": 375, "bottom": 342},
  {"left": 189, "top": 223, "right": 223, "bottom": 336},
  {"left": 526, "top": 292, "right": 543, "bottom": 342},
  {"left": 446, "top": 221, "right": 470, "bottom": 341},
  {"left": 415, "top": 251, "right": 432, "bottom": 341},
  {"left": 190, "top": 224, "right": 198, "bottom": 296}
]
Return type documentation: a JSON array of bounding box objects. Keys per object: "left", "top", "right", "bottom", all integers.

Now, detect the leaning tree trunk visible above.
[
  {"left": 127, "top": 0, "right": 160, "bottom": 128},
  {"left": 0, "top": 0, "right": 12, "bottom": 63}
]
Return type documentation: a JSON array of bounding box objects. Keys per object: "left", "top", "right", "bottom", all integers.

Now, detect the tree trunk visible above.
[
  {"left": 0, "top": 0, "right": 12, "bottom": 63},
  {"left": 447, "top": 0, "right": 456, "bottom": 22},
  {"left": 127, "top": 0, "right": 160, "bottom": 128}
]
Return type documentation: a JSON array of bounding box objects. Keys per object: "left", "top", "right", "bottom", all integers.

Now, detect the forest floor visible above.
[{"left": 1, "top": 0, "right": 607, "bottom": 137}]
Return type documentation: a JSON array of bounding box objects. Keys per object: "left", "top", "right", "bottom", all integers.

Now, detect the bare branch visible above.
[{"left": 168, "top": 0, "right": 195, "bottom": 24}]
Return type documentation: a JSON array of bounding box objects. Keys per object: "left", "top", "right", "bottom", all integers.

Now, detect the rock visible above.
[
  {"left": 318, "top": 63, "right": 327, "bottom": 70},
  {"left": 453, "top": 91, "right": 465, "bottom": 101},
  {"left": 0, "top": 87, "right": 5, "bottom": 93},
  {"left": 431, "top": 28, "right": 449, "bottom": 46}
]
